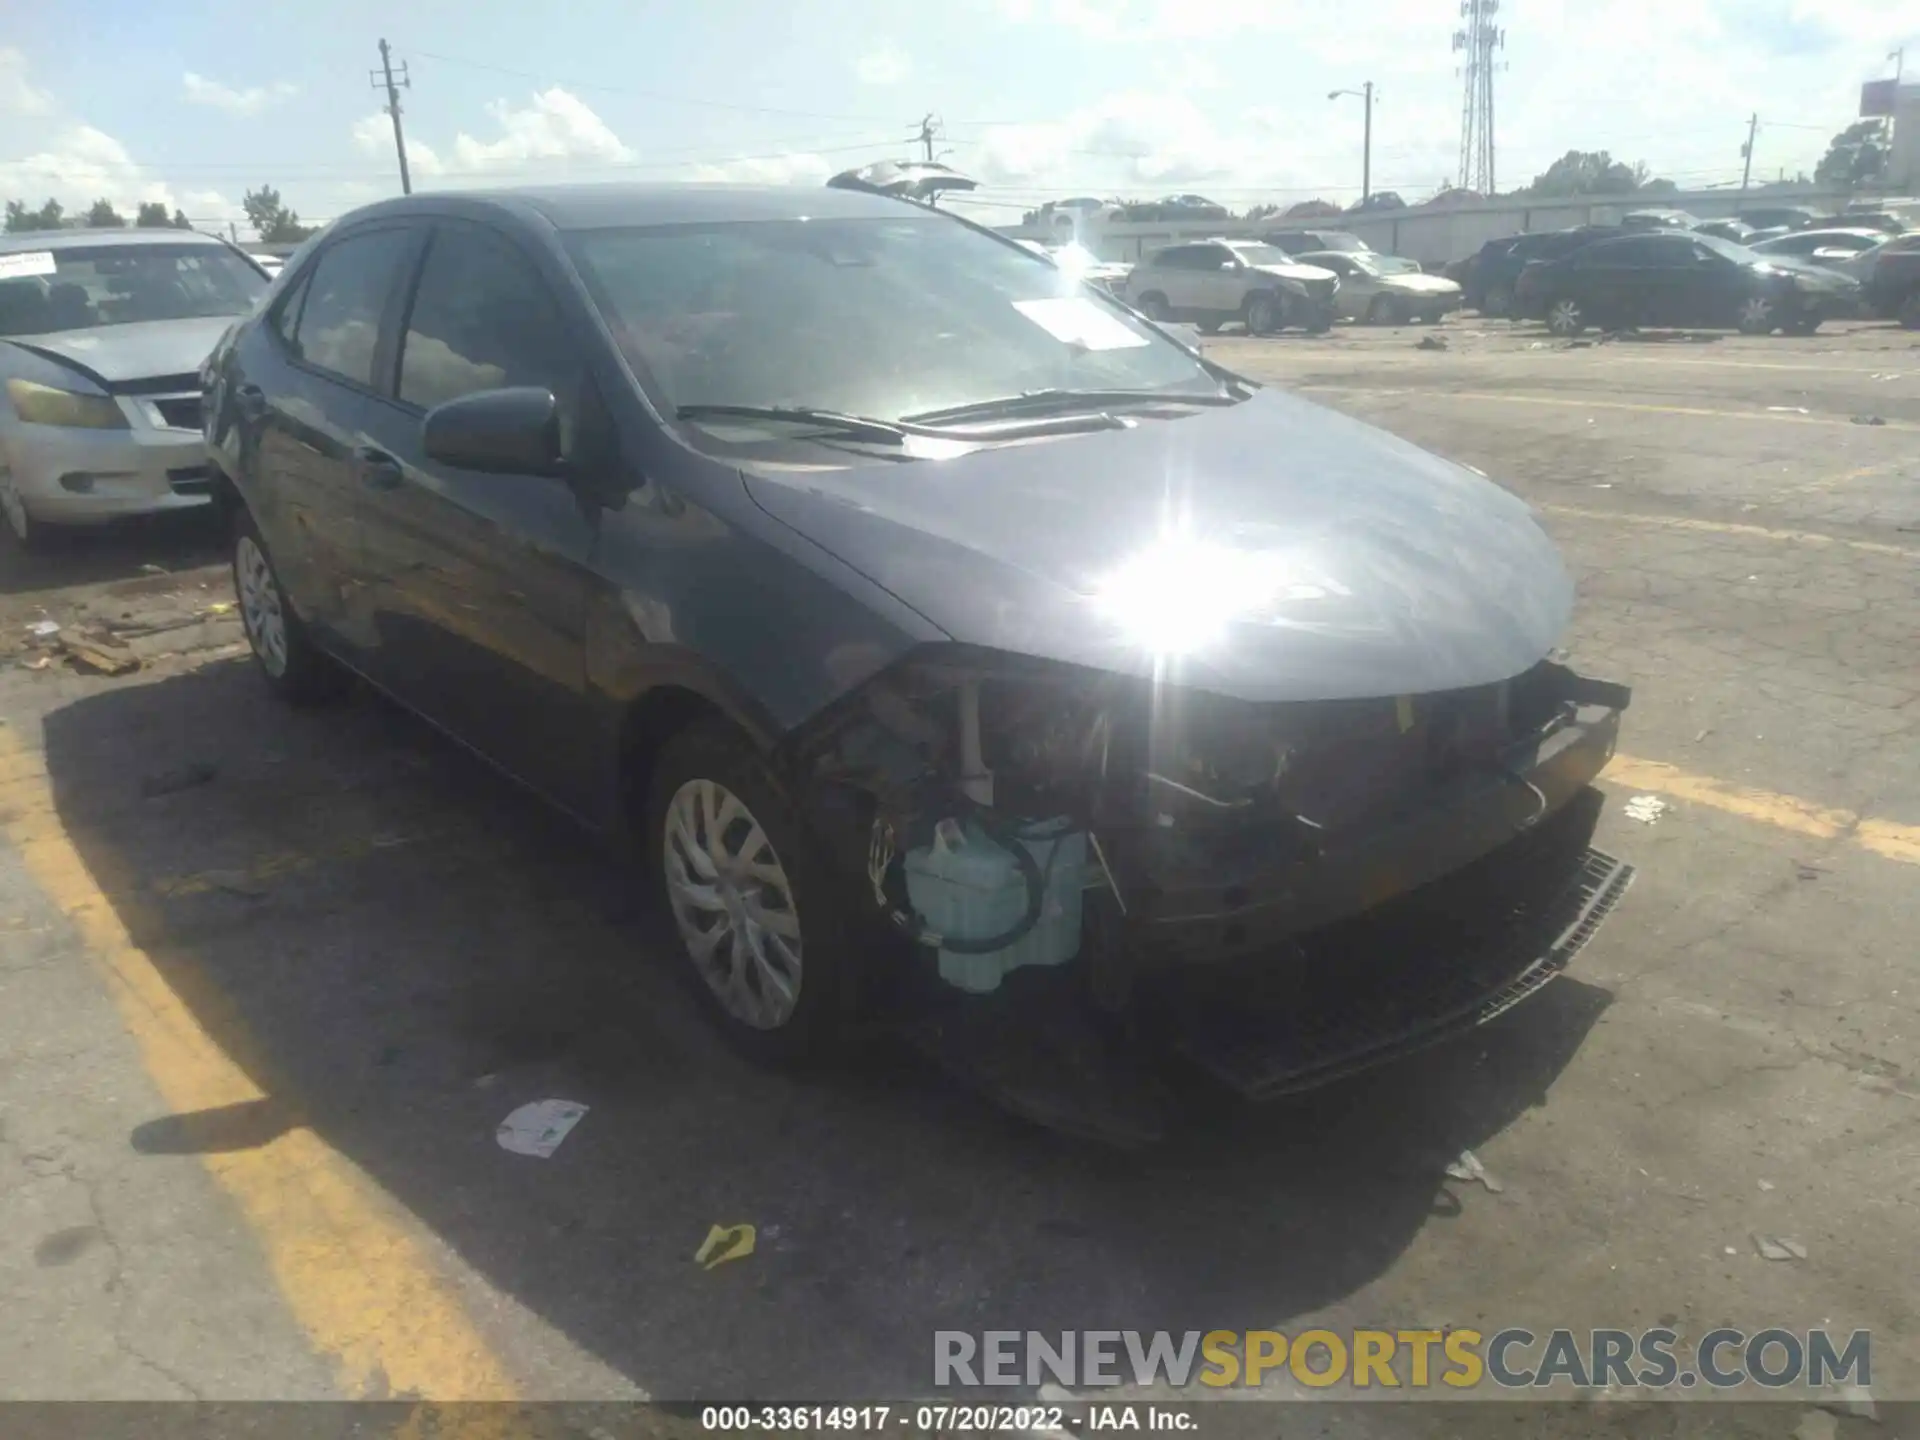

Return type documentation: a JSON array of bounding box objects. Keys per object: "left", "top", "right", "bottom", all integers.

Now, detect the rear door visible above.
[
  {"left": 1145, "top": 246, "right": 1207, "bottom": 314},
  {"left": 242, "top": 223, "right": 423, "bottom": 656},
  {"left": 355, "top": 218, "right": 604, "bottom": 814}
]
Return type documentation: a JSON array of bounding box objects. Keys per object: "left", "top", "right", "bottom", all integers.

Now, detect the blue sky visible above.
[{"left": 1, "top": 0, "right": 1914, "bottom": 238}]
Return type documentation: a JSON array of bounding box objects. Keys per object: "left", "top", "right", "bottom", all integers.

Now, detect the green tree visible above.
[
  {"left": 171, "top": 208, "right": 193, "bottom": 230},
  {"left": 84, "top": 198, "right": 126, "bottom": 228},
  {"left": 1813, "top": 121, "right": 1887, "bottom": 189},
  {"left": 4, "top": 197, "right": 65, "bottom": 232},
  {"left": 1522, "top": 150, "right": 1649, "bottom": 198},
  {"left": 135, "top": 201, "right": 171, "bottom": 227},
  {"left": 242, "top": 185, "right": 315, "bottom": 243},
  {"left": 1283, "top": 198, "right": 1342, "bottom": 219}
]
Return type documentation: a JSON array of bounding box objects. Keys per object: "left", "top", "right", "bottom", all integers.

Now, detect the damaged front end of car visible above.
[{"left": 777, "top": 644, "right": 1636, "bottom": 1146}]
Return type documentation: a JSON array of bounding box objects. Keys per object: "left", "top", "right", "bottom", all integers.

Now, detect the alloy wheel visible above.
[
  {"left": 662, "top": 778, "right": 804, "bottom": 1031},
  {"left": 235, "top": 534, "right": 289, "bottom": 678},
  {"left": 1546, "top": 299, "right": 1584, "bottom": 336},
  {"left": 1738, "top": 297, "right": 1775, "bottom": 334}
]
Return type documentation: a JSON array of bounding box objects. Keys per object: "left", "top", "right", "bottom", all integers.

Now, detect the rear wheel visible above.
[
  {"left": 1136, "top": 292, "right": 1170, "bottom": 322},
  {"left": 1736, "top": 296, "right": 1776, "bottom": 335},
  {"left": 1545, "top": 298, "right": 1586, "bottom": 337},
  {"left": 1366, "top": 294, "right": 1404, "bottom": 326},
  {"left": 1245, "top": 291, "right": 1286, "bottom": 336},
  {"left": 232, "top": 508, "right": 346, "bottom": 705},
  {"left": 646, "top": 720, "right": 855, "bottom": 1063}
]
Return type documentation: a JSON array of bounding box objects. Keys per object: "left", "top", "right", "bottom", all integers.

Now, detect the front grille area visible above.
[{"left": 154, "top": 395, "right": 204, "bottom": 431}]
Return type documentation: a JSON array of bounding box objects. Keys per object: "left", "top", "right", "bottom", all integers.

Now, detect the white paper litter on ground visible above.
[
  {"left": 1444, "top": 1148, "right": 1504, "bottom": 1193},
  {"left": 1012, "top": 297, "right": 1151, "bottom": 351},
  {"left": 496, "top": 1099, "right": 587, "bottom": 1158},
  {"left": 1623, "top": 795, "right": 1668, "bottom": 824}
]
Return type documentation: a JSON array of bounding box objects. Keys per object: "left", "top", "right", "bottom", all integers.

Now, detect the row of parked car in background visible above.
[{"left": 1452, "top": 201, "right": 1920, "bottom": 335}]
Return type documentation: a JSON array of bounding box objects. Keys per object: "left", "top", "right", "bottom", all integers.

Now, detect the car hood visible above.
[
  {"left": 5, "top": 315, "right": 239, "bottom": 387},
  {"left": 1760, "top": 258, "right": 1857, "bottom": 288},
  {"left": 742, "top": 389, "right": 1572, "bottom": 703},
  {"left": 1379, "top": 273, "right": 1461, "bottom": 294},
  {"left": 1253, "top": 262, "right": 1337, "bottom": 284}
]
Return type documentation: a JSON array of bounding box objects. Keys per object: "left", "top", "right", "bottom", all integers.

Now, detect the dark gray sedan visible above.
[{"left": 203, "top": 184, "right": 1633, "bottom": 1141}]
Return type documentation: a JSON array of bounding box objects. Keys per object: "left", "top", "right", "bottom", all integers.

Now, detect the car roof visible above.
[
  {"left": 0, "top": 227, "right": 231, "bottom": 254},
  {"left": 328, "top": 182, "right": 942, "bottom": 234}
]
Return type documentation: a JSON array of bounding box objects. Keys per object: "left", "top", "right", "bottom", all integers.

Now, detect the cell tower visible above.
[{"left": 1452, "top": 0, "right": 1506, "bottom": 194}]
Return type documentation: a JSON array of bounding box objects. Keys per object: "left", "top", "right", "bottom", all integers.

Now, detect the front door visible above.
[{"left": 353, "top": 219, "right": 604, "bottom": 816}]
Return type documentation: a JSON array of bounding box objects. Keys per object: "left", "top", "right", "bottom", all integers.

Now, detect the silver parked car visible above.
[
  {"left": 1294, "top": 250, "right": 1463, "bottom": 324},
  {"left": 0, "top": 228, "right": 269, "bottom": 548}
]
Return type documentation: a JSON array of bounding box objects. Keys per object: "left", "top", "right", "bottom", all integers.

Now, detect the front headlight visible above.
[{"left": 5, "top": 379, "right": 128, "bottom": 430}]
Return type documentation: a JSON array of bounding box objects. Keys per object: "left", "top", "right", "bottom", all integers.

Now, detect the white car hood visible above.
[
  {"left": 1254, "top": 262, "right": 1337, "bottom": 283},
  {"left": 1380, "top": 273, "right": 1461, "bottom": 294}
]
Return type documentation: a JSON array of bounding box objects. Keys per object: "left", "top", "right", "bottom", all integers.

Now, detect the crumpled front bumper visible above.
[
  {"left": 1118, "top": 699, "right": 1623, "bottom": 966},
  {"left": 3, "top": 413, "right": 213, "bottom": 526}
]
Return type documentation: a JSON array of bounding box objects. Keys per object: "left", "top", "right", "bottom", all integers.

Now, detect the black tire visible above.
[
  {"left": 1245, "top": 290, "right": 1286, "bottom": 336},
  {"left": 1899, "top": 291, "right": 1920, "bottom": 331},
  {"left": 1545, "top": 298, "right": 1585, "bottom": 337},
  {"left": 231, "top": 506, "right": 347, "bottom": 706},
  {"left": 1366, "top": 294, "right": 1403, "bottom": 326},
  {"left": 645, "top": 719, "right": 856, "bottom": 1064},
  {"left": 0, "top": 473, "right": 55, "bottom": 554},
  {"left": 1136, "top": 292, "right": 1170, "bottom": 322}
]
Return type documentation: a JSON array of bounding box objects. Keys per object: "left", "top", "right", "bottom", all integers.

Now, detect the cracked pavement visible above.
[{"left": 0, "top": 317, "right": 1914, "bottom": 1429}]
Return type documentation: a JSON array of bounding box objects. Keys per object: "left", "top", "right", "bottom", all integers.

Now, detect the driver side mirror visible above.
[
  {"left": 422, "top": 387, "right": 566, "bottom": 477},
  {"left": 1219, "top": 258, "right": 1241, "bottom": 271}
]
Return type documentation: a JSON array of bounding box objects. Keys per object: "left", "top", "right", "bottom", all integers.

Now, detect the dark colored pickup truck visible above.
[{"left": 1865, "top": 247, "right": 1920, "bottom": 328}]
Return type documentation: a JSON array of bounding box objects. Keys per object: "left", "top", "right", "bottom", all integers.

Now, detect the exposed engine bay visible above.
[{"left": 780, "top": 647, "right": 1636, "bottom": 1144}]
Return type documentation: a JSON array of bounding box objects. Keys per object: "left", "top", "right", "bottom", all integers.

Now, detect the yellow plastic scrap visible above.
[
  {"left": 695, "top": 1222, "right": 756, "bottom": 1270},
  {"left": 1395, "top": 695, "right": 1415, "bottom": 733}
]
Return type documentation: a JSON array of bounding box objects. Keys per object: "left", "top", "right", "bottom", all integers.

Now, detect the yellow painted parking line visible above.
[
  {"left": 1294, "top": 384, "right": 1920, "bottom": 431},
  {"left": 1605, "top": 753, "right": 1920, "bottom": 866},
  {"left": 1539, "top": 505, "right": 1920, "bottom": 561},
  {"left": 0, "top": 723, "right": 520, "bottom": 1402}
]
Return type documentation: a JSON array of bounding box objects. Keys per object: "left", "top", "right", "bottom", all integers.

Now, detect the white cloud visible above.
[
  {"left": 0, "top": 125, "right": 231, "bottom": 220},
  {"left": 856, "top": 46, "right": 913, "bottom": 86},
  {"left": 354, "top": 88, "right": 633, "bottom": 179},
  {"left": 686, "top": 152, "right": 835, "bottom": 186},
  {"left": 0, "top": 47, "right": 53, "bottom": 115},
  {"left": 970, "top": 0, "right": 1917, "bottom": 205},
  {"left": 182, "top": 72, "right": 298, "bottom": 115}
]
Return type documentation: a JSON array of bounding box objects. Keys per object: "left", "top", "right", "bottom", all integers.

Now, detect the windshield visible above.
[
  {"left": 568, "top": 216, "right": 1218, "bottom": 427},
  {"left": 0, "top": 243, "right": 267, "bottom": 337},
  {"left": 1365, "top": 255, "right": 1423, "bottom": 275},
  {"left": 1224, "top": 243, "right": 1299, "bottom": 268}
]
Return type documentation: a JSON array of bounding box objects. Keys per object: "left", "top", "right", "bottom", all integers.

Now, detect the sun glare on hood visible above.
[{"left": 1090, "top": 529, "right": 1339, "bottom": 657}]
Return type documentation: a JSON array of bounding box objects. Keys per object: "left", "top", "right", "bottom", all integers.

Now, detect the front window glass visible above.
[
  {"left": 568, "top": 215, "right": 1217, "bottom": 426},
  {"left": 0, "top": 243, "right": 267, "bottom": 337}
]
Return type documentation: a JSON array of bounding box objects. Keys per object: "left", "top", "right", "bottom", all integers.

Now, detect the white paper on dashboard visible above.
[
  {"left": 0, "top": 251, "right": 58, "bottom": 281},
  {"left": 1012, "top": 297, "right": 1151, "bottom": 350}
]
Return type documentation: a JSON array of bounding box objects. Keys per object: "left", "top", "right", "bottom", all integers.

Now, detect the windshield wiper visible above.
[
  {"left": 674, "top": 404, "right": 918, "bottom": 444},
  {"left": 899, "top": 387, "right": 1242, "bottom": 426}
]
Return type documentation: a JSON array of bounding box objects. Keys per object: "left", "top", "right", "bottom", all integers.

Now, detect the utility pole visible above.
[
  {"left": 1739, "top": 112, "right": 1758, "bottom": 196},
  {"left": 1328, "top": 84, "right": 1376, "bottom": 204},
  {"left": 371, "top": 39, "right": 413, "bottom": 196},
  {"left": 915, "top": 113, "right": 940, "bottom": 163}
]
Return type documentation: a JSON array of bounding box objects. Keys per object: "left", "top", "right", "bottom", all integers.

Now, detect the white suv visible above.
[{"left": 1120, "top": 239, "right": 1340, "bottom": 335}]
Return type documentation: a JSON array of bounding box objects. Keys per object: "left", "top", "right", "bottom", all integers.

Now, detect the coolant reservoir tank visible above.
[{"left": 903, "top": 817, "right": 1088, "bottom": 993}]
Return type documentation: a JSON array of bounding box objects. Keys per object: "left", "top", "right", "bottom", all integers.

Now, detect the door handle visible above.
[
  {"left": 235, "top": 384, "right": 267, "bottom": 421},
  {"left": 354, "top": 445, "right": 404, "bottom": 491}
]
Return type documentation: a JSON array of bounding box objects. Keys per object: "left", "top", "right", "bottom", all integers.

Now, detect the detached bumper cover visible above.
[{"left": 1153, "top": 787, "right": 1633, "bottom": 1100}]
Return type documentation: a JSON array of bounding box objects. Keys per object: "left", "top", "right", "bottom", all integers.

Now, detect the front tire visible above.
[
  {"left": 1245, "top": 291, "right": 1286, "bottom": 336},
  {"left": 1736, "top": 296, "right": 1776, "bottom": 335},
  {"left": 1367, "top": 294, "right": 1404, "bottom": 326},
  {"left": 1136, "top": 292, "right": 1171, "bottom": 322},
  {"left": 232, "top": 508, "right": 346, "bottom": 705},
  {"left": 0, "top": 471, "right": 53, "bottom": 554},
  {"left": 646, "top": 721, "right": 854, "bottom": 1064}
]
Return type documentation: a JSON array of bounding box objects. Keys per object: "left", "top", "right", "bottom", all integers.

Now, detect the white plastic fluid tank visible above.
[{"left": 902, "top": 817, "right": 1088, "bottom": 992}]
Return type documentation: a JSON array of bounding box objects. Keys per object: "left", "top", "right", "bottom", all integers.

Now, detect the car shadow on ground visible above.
[
  {"left": 40, "top": 659, "right": 1612, "bottom": 1401},
  {"left": 0, "top": 512, "right": 225, "bottom": 598}
]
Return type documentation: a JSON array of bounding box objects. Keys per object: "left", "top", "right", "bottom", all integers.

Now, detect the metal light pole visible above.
[{"left": 1329, "top": 84, "right": 1376, "bottom": 205}]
